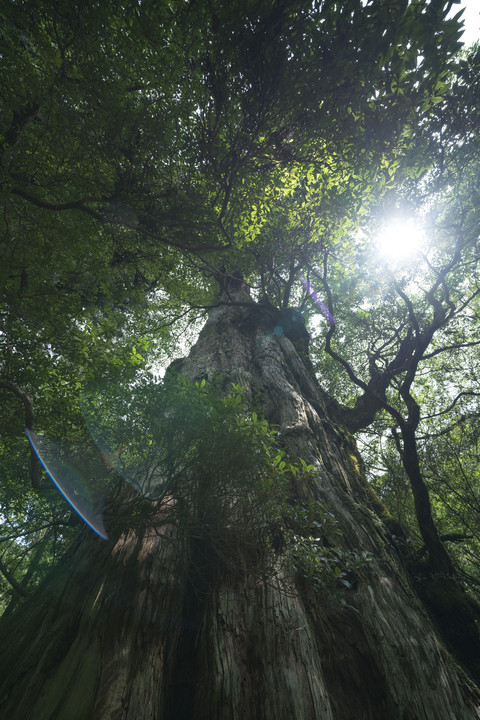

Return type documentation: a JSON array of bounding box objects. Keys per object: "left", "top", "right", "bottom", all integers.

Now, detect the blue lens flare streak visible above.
[
  {"left": 299, "top": 273, "right": 335, "bottom": 325},
  {"left": 26, "top": 429, "right": 108, "bottom": 540},
  {"left": 81, "top": 392, "right": 170, "bottom": 500}
]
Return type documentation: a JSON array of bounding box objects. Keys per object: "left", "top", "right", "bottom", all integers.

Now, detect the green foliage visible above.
[
  {"left": 422, "top": 421, "right": 480, "bottom": 588},
  {"left": 85, "top": 376, "right": 366, "bottom": 592},
  {"left": 0, "top": 0, "right": 474, "bottom": 612}
]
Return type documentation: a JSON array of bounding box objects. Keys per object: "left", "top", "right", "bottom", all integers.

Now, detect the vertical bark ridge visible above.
[
  {"left": 175, "top": 299, "right": 480, "bottom": 719},
  {"left": 0, "top": 299, "right": 479, "bottom": 719}
]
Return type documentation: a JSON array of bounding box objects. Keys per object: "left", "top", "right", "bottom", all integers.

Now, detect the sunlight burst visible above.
[{"left": 375, "top": 218, "right": 425, "bottom": 263}]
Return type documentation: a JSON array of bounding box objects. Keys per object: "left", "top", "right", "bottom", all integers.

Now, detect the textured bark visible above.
[{"left": 1, "top": 294, "right": 479, "bottom": 720}]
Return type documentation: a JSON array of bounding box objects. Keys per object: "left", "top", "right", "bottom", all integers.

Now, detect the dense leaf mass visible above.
[{"left": 1, "top": 0, "right": 480, "bottom": 712}]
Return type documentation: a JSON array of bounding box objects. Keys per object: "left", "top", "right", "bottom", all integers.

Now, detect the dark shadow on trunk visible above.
[{"left": 1, "top": 295, "right": 479, "bottom": 719}]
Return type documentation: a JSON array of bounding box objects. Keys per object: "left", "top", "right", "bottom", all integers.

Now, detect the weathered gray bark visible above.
[{"left": 0, "top": 291, "right": 479, "bottom": 719}]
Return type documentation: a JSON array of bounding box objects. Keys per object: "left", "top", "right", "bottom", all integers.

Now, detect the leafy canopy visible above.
[{"left": 0, "top": 0, "right": 469, "bottom": 603}]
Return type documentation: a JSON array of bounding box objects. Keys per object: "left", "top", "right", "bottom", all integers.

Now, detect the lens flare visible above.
[
  {"left": 299, "top": 273, "right": 335, "bottom": 325},
  {"left": 26, "top": 429, "right": 108, "bottom": 540},
  {"left": 80, "top": 384, "right": 169, "bottom": 499}
]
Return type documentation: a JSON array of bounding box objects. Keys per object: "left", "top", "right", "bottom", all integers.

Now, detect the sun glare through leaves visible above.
[{"left": 375, "top": 217, "right": 425, "bottom": 264}]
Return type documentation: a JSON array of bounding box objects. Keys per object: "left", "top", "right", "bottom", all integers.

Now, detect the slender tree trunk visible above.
[
  {"left": 1, "top": 293, "right": 479, "bottom": 720},
  {"left": 400, "top": 422, "right": 454, "bottom": 574}
]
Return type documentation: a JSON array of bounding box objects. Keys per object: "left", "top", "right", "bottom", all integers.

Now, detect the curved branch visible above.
[
  {"left": 10, "top": 188, "right": 230, "bottom": 253},
  {"left": 390, "top": 273, "right": 420, "bottom": 339},
  {"left": 0, "top": 557, "right": 28, "bottom": 598},
  {"left": 10, "top": 188, "right": 104, "bottom": 221},
  {"left": 422, "top": 338, "right": 480, "bottom": 361},
  {"left": 0, "top": 380, "right": 40, "bottom": 488},
  {"left": 0, "top": 380, "right": 35, "bottom": 429},
  {"left": 417, "top": 533, "right": 474, "bottom": 558},
  {"left": 1, "top": 103, "right": 39, "bottom": 152},
  {"left": 422, "top": 390, "right": 480, "bottom": 420}
]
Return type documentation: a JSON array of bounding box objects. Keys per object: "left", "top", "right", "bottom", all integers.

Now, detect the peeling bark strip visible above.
[{"left": 0, "top": 296, "right": 479, "bottom": 719}]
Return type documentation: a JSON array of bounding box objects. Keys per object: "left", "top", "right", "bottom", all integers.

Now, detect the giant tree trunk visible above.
[{"left": 1, "top": 290, "right": 479, "bottom": 720}]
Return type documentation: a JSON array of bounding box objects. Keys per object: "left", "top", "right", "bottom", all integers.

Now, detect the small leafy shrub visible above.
[{"left": 86, "top": 375, "right": 370, "bottom": 591}]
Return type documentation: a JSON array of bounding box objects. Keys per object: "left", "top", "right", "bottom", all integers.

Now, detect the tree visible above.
[{"left": 1, "top": 1, "right": 480, "bottom": 718}]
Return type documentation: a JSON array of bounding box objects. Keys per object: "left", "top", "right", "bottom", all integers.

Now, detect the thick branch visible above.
[
  {"left": 10, "top": 188, "right": 229, "bottom": 253},
  {"left": 10, "top": 188, "right": 104, "bottom": 222},
  {"left": 338, "top": 374, "right": 392, "bottom": 433},
  {"left": 417, "top": 533, "right": 474, "bottom": 559},
  {"left": 0, "top": 557, "right": 28, "bottom": 598},
  {"left": 400, "top": 420, "right": 453, "bottom": 574},
  {"left": 423, "top": 390, "right": 480, "bottom": 420},
  {"left": 422, "top": 338, "right": 480, "bottom": 361},
  {"left": 1, "top": 103, "right": 39, "bottom": 152},
  {"left": 0, "top": 380, "right": 40, "bottom": 488},
  {"left": 0, "top": 380, "right": 35, "bottom": 429}
]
